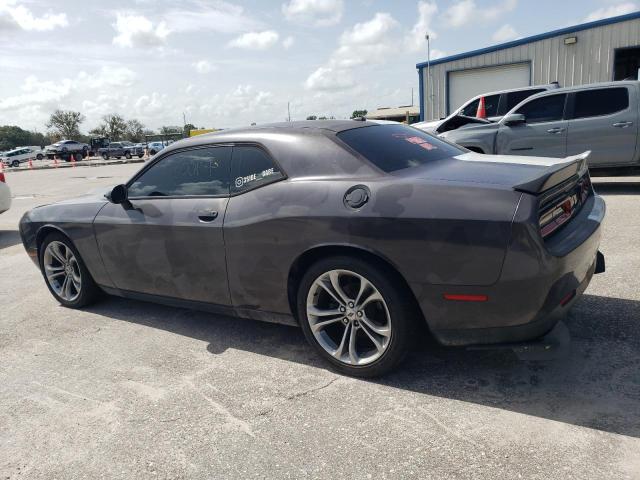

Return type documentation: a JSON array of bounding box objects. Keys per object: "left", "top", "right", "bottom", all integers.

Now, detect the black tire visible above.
[
  {"left": 149, "top": 149, "right": 157, "bottom": 156},
  {"left": 74, "top": 153, "right": 83, "bottom": 162},
  {"left": 297, "top": 255, "right": 416, "bottom": 377},
  {"left": 11, "top": 160, "right": 19, "bottom": 168},
  {"left": 125, "top": 152, "right": 132, "bottom": 159},
  {"left": 102, "top": 153, "right": 109, "bottom": 160},
  {"left": 115, "top": 156, "right": 121, "bottom": 160},
  {"left": 36, "top": 154, "right": 43, "bottom": 160},
  {"left": 138, "top": 154, "right": 143, "bottom": 158},
  {"left": 39, "top": 232, "right": 101, "bottom": 308}
]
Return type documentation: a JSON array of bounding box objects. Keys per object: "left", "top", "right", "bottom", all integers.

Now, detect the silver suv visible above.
[{"left": 441, "top": 81, "right": 640, "bottom": 169}]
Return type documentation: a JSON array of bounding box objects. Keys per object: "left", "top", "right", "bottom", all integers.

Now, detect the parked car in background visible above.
[
  {"left": 98, "top": 142, "right": 144, "bottom": 160},
  {"left": 45, "top": 140, "right": 89, "bottom": 159},
  {"left": 1, "top": 146, "right": 43, "bottom": 167},
  {"left": 0, "top": 172, "right": 11, "bottom": 214},
  {"left": 413, "top": 84, "right": 560, "bottom": 135},
  {"left": 146, "top": 141, "right": 166, "bottom": 155},
  {"left": 20, "top": 120, "right": 605, "bottom": 376},
  {"left": 441, "top": 81, "right": 640, "bottom": 170}
]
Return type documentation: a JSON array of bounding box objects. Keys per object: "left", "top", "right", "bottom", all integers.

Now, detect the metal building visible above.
[{"left": 417, "top": 11, "right": 640, "bottom": 121}]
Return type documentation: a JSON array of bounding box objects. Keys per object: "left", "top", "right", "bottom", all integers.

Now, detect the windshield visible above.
[{"left": 336, "top": 124, "right": 464, "bottom": 173}]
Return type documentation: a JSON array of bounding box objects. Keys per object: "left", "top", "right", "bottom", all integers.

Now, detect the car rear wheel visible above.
[
  {"left": 40, "top": 233, "right": 100, "bottom": 308},
  {"left": 102, "top": 153, "right": 109, "bottom": 160},
  {"left": 149, "top": 149, "right": 157, "bottom": 155},
  {"left": 11, "top": 160, "right": 19, "bottom": 168},
  {"left": 297, "top": 256, "right": 415, "bottom": 377},
  {"left": 74, "top": 153, "right": 83, "bottom": 162},
  {"left": 36, "top": 154, "right": 43, "bottom": 160},
  {"left": 125, "top": 152, "right": 132, "bottom": 159},
  {"left": 138, "top": 154, "right": 143, "bottom": 158}
]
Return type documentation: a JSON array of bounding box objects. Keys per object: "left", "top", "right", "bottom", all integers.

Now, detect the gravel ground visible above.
[{"left": 0, "top": 164, "right": 639, "bottom": 479}]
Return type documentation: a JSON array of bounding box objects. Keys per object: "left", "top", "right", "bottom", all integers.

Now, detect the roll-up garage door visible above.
[{"left": 448, "top": 62, "right": 531, "bottom": 114}]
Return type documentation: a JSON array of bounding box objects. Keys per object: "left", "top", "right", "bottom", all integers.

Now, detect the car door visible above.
[
  {"left": 223, "top": 145, "right": 287, "bottom": 312},
  {"left": 565, "top": 86, "right": 638, "bottom": 167},
  {"left": 496, "top": 93, "right": 568, "bottom": 158},
  {"left": 94, "top": 145, "right": 233, "bottom": 305}
]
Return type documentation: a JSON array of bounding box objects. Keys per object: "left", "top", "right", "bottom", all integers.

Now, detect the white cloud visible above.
[
  {"left": 405, "top": 1, "right": 438, "bottom": 52},
  {"left": 443, "top": 0, "right": 517, "bottom": 28},
  {"left": 305, "top": 12, "right": 398, "bottom": 91},
  {"left": 492, "top": 23, "right": 518, "bottom": 42},
  {"left": 584, "top": 2, "right": 638, "bottom": 22},
  {"left": 228, "top": 30, "right": 279, "bottom": 50},
  {"left": 165, "top": 1, "right": 261, "bottom": 34},
  {"left": 305, "top": 66, "right": 355, "bottom": 91},
  {"left": 193, "top": 60, "right": 215, "bottom": 74},
  {"left": 0, "top": 1, "right": 68, "bottom": 31},
  {"left": 198, "top": 84, "right": 275, "bottom": 121},
  {"left": 282, "top": 35, "right": 295, "bottom": 49},
  {"left": 112, "top": 13, "right": 170, "bottom": 48},
  {"left": 282, "top": 0, "right": 343, "bottom": 27}
]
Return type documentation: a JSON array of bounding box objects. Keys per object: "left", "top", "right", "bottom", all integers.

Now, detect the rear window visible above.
[
  {"left": 337, "top": 124, "right": 464, "bottom": 173},
  {"left": 573, "top": 87, "right": 629, "bottom": 119},
  {"left": 505, "top": 89, "right": 546, "bottom": 111}
]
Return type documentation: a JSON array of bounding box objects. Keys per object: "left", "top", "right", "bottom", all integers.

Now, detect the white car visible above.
[
  {"left": 0, "top": 172, "right": 11, "bottom": 214},
  {"left": 1, "top": 146, "right": 44, "bottom": 167}
]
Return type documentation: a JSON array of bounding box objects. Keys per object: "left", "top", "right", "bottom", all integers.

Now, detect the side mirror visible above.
[
  {"left": 503, "top": 113, "right": 526, "bottom": 126},
  {"left": 108, "top": 184, "right": 128, "bottom": 204}
]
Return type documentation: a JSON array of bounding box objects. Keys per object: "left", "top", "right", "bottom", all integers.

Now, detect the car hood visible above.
[{"left": 395, "top": 151, "right": 589, "bottom": 193}]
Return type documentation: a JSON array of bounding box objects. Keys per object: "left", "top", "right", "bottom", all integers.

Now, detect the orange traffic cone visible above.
[
  {"left": 28, "top": 159, "right": 33, "bottom": 169},
  {"left": 0, "top": 161, "right": 4, "bottom": 172},
  {"left": 476, "top": 96, "right": 487, "bottom": 119},
  {"left": 71, "top": 155, "right": 76, "bottom": 167},
  {"left": 53, "top": 157, "right": 59, "bottom": 168}
]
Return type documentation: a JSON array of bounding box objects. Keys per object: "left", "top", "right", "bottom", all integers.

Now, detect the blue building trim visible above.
[
  {"left": 418, "top": 67, "right": 425, "bottom": 121},
  {"left": 416, "top": 11, "right": 640, "bottom": 70}
]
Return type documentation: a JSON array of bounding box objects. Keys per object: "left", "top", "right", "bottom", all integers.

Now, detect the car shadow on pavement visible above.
[
  {"left": 86, "top": 292, "right": 640, "bottom": 438},
  {"left": 0, "top": 230, "right": 22, "bottom": 250},
  {"left": 592, "top": 181, "right": 640, "bottom": 195}
]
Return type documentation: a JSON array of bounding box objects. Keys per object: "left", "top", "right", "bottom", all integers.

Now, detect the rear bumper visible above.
[{"left": 415, "top": 194, "right": 605, "bottom": 346}]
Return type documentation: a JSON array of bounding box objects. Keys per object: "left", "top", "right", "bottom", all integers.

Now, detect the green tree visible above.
[
  {"left": 306, "top": 115, "right": 317, "bottom": 120},
  {"left": 183, "top": 123, "right": 196, "bottom": 135},
  {"left": 0, "top": 126, "right": 50, "bottom": 151},
  {"left": 46, "top": 110, "right": 85, "bottom": 140},
  {"left": 160, "top": 125, "right": 182, "bottom": 135},
  {"left": 125, "top": 119, "right": 145, "bottom": 142},
  {"left": 350, "top": 109, "right": 368, "bottom": 119}
]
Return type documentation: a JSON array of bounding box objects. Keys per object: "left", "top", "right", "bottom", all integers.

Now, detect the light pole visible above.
[{"left": 425, "top": 33, "right": 432, "bottom": 120}]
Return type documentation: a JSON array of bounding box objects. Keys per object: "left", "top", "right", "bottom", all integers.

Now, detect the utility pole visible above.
[
  {"left": 182, "top": 112, "right": 186, "bottom": 127},
  {"left": 411, "top": 87, "right": 414, "bottom": 106},
  {"left": 425, "top": 34, "right": 431, "bottom": 120},
  {"left": 287, "top": 102, "right": 291, "bottom": 122}
]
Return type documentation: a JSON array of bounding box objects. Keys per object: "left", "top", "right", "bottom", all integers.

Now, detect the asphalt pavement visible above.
[{"left": 1, "top": 164, "right": 639, "bottom": 479}]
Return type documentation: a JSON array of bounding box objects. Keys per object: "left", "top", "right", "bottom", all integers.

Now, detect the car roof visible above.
[{"left": 154, "top": 120, "right": 385, "bottom": 178}]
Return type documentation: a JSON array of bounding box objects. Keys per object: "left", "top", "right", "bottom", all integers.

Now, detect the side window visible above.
[
  {"left": 516, "top": 94, "right": 566, "bottom": 123},
  {"left": 505, "top": 89, "right": 545, "bottom": 111},
  {"left": 128, "top": 146, "right": 231, "bottom": 197},
  {"left": 460, "top": 94, "right": 500, "bottom": 117},
  {"left": 573, "top": 88, "right": 629, "bottom": 119},
  {"left": 231, "top": 146, "right": 284, "bottom": 193}
]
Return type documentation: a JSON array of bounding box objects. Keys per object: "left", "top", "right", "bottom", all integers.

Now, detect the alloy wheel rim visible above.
[
  {"left": 43, "top": 241, "right": 81, "bottom": 302},
  {"left": 306, "top": 269, "right": 391, "bottom": 366}
]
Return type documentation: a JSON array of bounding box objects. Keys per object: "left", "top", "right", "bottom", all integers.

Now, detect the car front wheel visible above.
[
  {"left": 11, "top": 160, "right": 19, "bottom": 168},
  {"left": 125, "top": 152, "right": 132, "bottom": 159},
  {"left": 102, "top": 153, "right": 109, "bottom": 160},
  {"left": 40, "top": 233, "right": 100, "bottom": 308},
  {"left": 297, "top": 256, "right": 415, "bottom": 377}
]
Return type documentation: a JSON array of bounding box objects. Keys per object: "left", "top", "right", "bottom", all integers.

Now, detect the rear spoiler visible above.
[{"left": 514, "top": 151, "right": 590, "bottom": 194}]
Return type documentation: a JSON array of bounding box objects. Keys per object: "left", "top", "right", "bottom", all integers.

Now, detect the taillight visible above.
[
  {"left": 539, "top": 173, "right": 592, "bottom": 239},
  {"left": 0, "top": 173, "right": 5, "bottom": 183}
]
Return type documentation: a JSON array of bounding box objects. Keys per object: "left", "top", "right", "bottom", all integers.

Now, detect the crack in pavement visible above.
[{"left": 255, "top": 376, "right": 341, "bottom": 418}]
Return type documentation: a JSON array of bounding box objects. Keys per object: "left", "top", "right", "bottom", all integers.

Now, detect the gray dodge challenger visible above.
[{"left": 20, "top": 120, "right": 606, "bottom": 377}]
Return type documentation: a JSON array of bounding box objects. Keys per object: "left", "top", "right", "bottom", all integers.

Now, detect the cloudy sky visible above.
[{"left": 0, "top": 0, "right": 637, "bottom": 132}]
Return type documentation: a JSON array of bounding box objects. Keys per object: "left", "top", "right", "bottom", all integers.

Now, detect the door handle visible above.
[
  {"left": 612, "top": 121, "right": 633, "bottom": 128},
  {"left": 197, "top": 210, "right": 218, "bottom": 222},
  {"left": 547, "top": 127, "right": 565, "bottom": 134}
]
